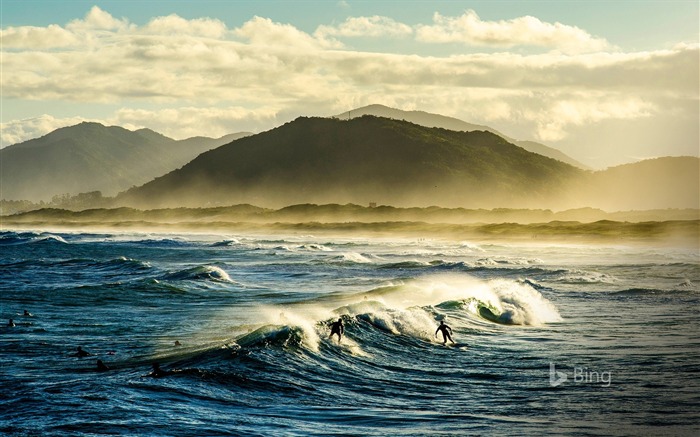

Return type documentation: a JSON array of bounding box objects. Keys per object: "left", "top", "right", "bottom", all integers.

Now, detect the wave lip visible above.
[
  {"left": 162, "top": 265, "right": 234, "bottom": 283},
  {"left": 0, "top": 231, "right": 68, "bottom": 245},
  {"left": 210, "top": 239, "right": 241, "bottom": 247},
  {"left": 330, "top": 252, "right": 374, "bottom": 264}
]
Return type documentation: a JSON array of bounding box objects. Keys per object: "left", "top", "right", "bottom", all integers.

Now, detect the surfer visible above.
[
  {"left": 96, "top": 360, "right": 110, "bottom": 371},
  {"left": 8, "top": 319, "right": 15, "bottom": 327},
  {"left": 72, "top": 346, "right": 91, "bottom": 357},
  {"left": 148, "top": 362, "right": 170, "bottom": 378},
  {"left": 435, "top": 320, "right": 455, "bottom": 344},
  {"left": 23, "top": 310, "right": 32, "bottom": 317},
  {"left": 329, "top": 318, "right": 344, "bottom": 342}
]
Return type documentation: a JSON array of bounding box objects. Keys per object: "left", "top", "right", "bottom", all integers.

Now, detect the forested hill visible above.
[{"left": 119, "top": 115, "right": 584, "bottom": 209}]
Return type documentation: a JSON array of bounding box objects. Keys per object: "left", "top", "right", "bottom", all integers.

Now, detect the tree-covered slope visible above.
[
  {"left": 120, "top": 116, "right": 583, "bottom": 208},
  {"left": 0, "top": 122, "right": 249, "bottom": 201}
]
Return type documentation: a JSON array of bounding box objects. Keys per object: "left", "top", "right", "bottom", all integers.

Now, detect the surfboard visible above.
[{"left": 443, "top": 342, "right": 468, "bottom": 348}]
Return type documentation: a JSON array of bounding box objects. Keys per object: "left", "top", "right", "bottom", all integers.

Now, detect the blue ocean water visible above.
[{"left": 1, "top": 230, "right": 699, "bottom": 436}]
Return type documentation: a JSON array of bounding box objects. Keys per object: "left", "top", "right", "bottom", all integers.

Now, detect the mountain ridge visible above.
[
  {"left": 0, "top": 122, "right": 250, "bottom": 201},
  {"left": 118, "top": 115, "right": 585, "bottom": 209},
  {"left": 334, "top": 104, "right": 590, "bottom": 169}
]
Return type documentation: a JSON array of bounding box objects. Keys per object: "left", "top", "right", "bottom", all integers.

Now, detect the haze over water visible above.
[{"left": 2, "top": 230, "right": 698, "bottom": 435}]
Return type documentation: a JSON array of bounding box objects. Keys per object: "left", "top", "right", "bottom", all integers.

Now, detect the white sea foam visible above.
[
  {"left": 337, "top": 252, "right": 373, "bottom": 264},
  {"left": 359, "top": 274, "right": 561, "bottom": 326}
]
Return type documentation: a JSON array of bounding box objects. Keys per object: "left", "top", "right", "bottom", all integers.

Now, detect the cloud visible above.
[
  {"left": 315, "top": 16, "right": 413, "bottom": 39},
  {"left": 0, "top": 107, "right": 280, "bottom": 147},
  {"left": 416, "top": 10, "right": 610, "bottom": 54},
  {"left": 66, "top": 5, "right": 131, "bottom": 32},
  {"left": 0, "top": 24, "right": 78, "bottom": 49},
  {"left": 142, "top": 14, "right": 228, "bottom": 38},
  {"left": 524, "top": 95, "right": 655, "bottom": 141},
  {"left": 1, "top": 115, "right": 89, "bottom": 147},
  {"left": 112, "top": 106, "right": 280, "bottom": 139},
  {"left": 234, "top": 16, "right": 339, "bottom": 49},
  {"left": 1, "top": 7, "right": 696, "bottom": 150}
]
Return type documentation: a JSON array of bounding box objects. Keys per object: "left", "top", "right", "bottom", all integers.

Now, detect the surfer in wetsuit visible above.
[
  {"left": 72, "top": 346, "right": 91, "bottom": 357},
  {"left": 148, "top": 362, "right": 169, "bottom": 378},
  {"left": 8, "top": 319, "right": 15, "bottom": 327},
  {"left": 329, "top": 318, "right": 344, "bottom": 342},
  {"left": 96, "top": 360, "right": 110, "bottom": 371},
  {"left": 435, "top": 320, "right": 455, "bottom": 344}
]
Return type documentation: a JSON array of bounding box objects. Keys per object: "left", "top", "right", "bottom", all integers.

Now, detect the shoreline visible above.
[{"left": 2, "top": 218, "right": 698, "bottom": 247}]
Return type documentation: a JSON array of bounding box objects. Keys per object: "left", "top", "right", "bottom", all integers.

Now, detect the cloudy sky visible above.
[{"left": 1, "top": 0, "right": 698, "bottom": 168}]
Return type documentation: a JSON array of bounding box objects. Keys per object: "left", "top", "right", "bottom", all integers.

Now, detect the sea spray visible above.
[
  {"left": 487, "top": 279, "right": 562, "bottom": 325},
  {"left": 360, "top": 273, "right": 561, "bottom": 326}
]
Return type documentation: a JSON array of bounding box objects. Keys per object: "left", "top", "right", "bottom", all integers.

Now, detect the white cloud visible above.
[
  {"left": 142, "top": 14, "right": 228, "bottom": 38},
  {"left": 112, "top": 106, "right": 280, "bottom": 139},
  {"left": 525, "top": 95, "right": 655, "bottom": 142},
  {"left": 0, "top": 24, "right": 78, "bottom": 49},
  {"left": 1, "top": 115, "right": 89, "bottom": 147},
  {"left": 234, "top": 16, "right": 339, "bottom": 49},
  {"left": 315, "top": 16, "right": 413, "bottom": 39},
  {"left": 416, "top": 10, "right": 610, "bottom": 54},
  {"left": 1, "top": 7, "right": 696, "bottom": 156},
  {"left": 66, "top": 5, "right": 131, "bottom": 32}
]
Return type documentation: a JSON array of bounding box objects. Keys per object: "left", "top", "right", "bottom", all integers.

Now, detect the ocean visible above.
[{"left": 1, "top": 229, "right": 698, "bottom": 436}]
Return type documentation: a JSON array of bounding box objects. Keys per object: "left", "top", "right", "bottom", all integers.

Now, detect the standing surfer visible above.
[
  {"left": 435, "top": 320, "right": 455, "bottom": 344},
  {"left": 329, "top": 318, "right": 344, "bottom": 342}
]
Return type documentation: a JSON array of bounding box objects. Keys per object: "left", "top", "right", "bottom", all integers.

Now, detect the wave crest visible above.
[{"left": 162, "top": 265, "right": 233, "bottom": 283}]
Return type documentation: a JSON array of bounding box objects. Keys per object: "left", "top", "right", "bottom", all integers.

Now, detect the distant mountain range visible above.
[
  {"left": 334, "top": 104, "right": 589, "bottom": 169},
  {"left": 117, "top": 115, "right": 698, "bottom": 210},
  {"left": 0, "top": 122, "right": 250, "bottom": 201},
  {"left": 2, "top": 107, "right": 697, "bottom": 211},
  {"left": 580, "top": 156, "right": 699, "bottom": 210},
  {"left": 119, "top": 114, "right": 582, "bottom": 209}
]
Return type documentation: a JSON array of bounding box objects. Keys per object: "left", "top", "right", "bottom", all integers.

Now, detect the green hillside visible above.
[
  {"left": 335, "top": 104, "right": 590, "bottom": 169},
  {"left": 119, "top": 115, "right": 584, "bottom": 208},
  {"left": 0, "top": 122, "right": 249, "bottom": 201}
]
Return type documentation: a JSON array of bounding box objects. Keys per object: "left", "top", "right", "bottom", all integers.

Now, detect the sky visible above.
[{"left": 1, "top": 0, "right": 698, "bottom": 168}]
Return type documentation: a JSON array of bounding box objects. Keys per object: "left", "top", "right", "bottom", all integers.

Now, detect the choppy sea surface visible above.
[{"left": 1, "top": 230, "right": 699, "bottom": 436}]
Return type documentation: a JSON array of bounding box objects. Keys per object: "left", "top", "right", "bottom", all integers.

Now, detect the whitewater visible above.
[{"left": 1, "top": 230, "right": 698, "bottom": 436}]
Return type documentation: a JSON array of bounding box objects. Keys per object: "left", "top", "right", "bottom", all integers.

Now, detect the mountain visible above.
[
  {"left": 118, "top": 115, "right": 585, "bottom": 209},
  {"left": 334, "top": 104, "right": 590, "bottom": 169},
  {"left": 585, "top": 157, "right": 700, "bottom": 210},
  {"left": 0, "top": 122, "right": 250, "bottom": 201}
]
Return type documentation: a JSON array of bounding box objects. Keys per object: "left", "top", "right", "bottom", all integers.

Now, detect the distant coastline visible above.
[{"left": 3, "top": 204, "right": 698, "bottom": 246}]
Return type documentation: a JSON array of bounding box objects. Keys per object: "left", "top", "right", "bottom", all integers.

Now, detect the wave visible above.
[
  {"left": 148, "top": 275, "right": 560, "bottom": 374},
  {"left": 0, "top": 256, "right": 153, "bottom": 280},
  {"left": 611, "top": 287, "right": 698, "bottom": 296},
  {"left": 0, "top": 231, "right": 68, "bottom": 245},
  {"left": 296, "top": 244, "right": 332, "bottom": 252},
  {"left": 116, "top": 274, "right": 562, "bottom": 400},
  {"left": 551, "top": 269, "right": 617, "bottom": 285},
  {"left": 161, "top": 265, "right": 234, "bottom": 283},
  {"left": 210, "top": 239, "right": 241, "bottom": 247},
  {"left": 135, "top": 238, "right": 193, "bottom": 247},
  {"left": 245, "top": 274, "right": 563, "bottom": 352},
  {"left": 328, "top": 252, "right": 375, "bottom": 264},
  {"left": 379, "top": 260, "right": 432, "bottom": 269}
]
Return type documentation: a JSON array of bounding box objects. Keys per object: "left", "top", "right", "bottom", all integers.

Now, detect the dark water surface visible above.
[{"left": 1, "top": 230, "right": 699, "bottom": 436}]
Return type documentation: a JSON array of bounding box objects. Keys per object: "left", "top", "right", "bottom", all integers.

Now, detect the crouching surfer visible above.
[
  {"left": 435, "top": 320, "right": 455, "bottom": 345},
  {"left": 329, "top": 318, "right": 344, "bottom": 342}
]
